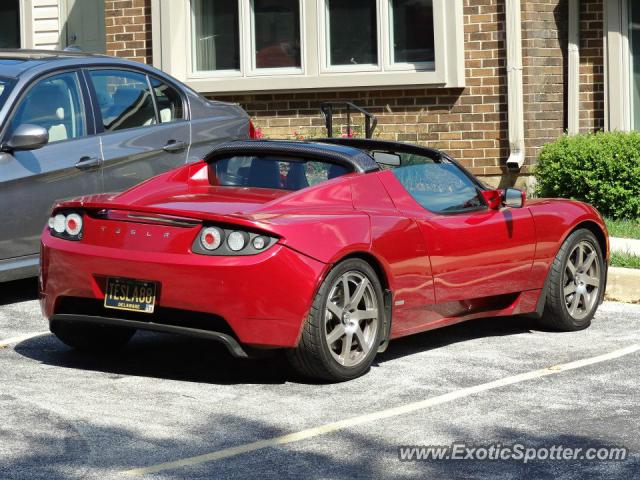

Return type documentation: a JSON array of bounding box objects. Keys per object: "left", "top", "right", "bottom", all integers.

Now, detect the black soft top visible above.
[{"left": 203, "top": 140, "right": 380, "bottom": 173}]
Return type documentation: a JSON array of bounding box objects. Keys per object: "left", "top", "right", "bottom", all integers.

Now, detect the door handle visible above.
[
  {"left": 163, "top": 140, "right": 187, "bottom": 153},
  {"left": 75, "top": 156, "right": 102, "bottom": 171}
]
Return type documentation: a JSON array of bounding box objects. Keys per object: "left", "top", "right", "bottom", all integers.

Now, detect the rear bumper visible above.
[
  {"left": 40, "top": 233, "right": 327, "bottom": 348},
  {"left": 50, "top": 313, "right": 250, "bottom": 357}
]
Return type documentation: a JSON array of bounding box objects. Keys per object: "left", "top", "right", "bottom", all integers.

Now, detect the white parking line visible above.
[
  {"left": 0, "top": 331, "right": 50, "bottom": 348},
  {"left": 122, "top": 343, "right": 640, "bottom": 477}
]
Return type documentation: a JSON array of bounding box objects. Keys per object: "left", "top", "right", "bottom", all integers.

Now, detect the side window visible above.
[
  {"left": 89, "top": 69, "right": 157, "bottom": 132},
  {"left": 150, "top": 77, "right": 184, "bottom": 123},
  {"left": 392, "top": 157, "right": 486, "bottom": 214},
  {"left": 213, "top": 156, "right": 351, "bottom": 190},
  {"left": 300, "top": 161, "right": 348, "bottom": 187},
  {"left": 10, "top": 72, "right": 86, "bottom": 143}
]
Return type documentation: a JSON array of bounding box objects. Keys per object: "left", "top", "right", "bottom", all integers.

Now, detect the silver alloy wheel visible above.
[
  {"left": 563, "top": 240, "right": 601, "bottom": 320},
  {"left": 324, "top": 270, "right": 379, "bottom": 367}
]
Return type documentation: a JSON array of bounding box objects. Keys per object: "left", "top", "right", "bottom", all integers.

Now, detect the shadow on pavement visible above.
[
  {"left": 0, "top": 277, "right": 39, "bottom": 306},
  {"left": 15, "top": 315, "right": 541, "bottom": 386},
  {"left": 377, "top": 314, "right": 542, "bottom": 363},
  {"left": 0, "top": 405, "right": 637, "bottom": 480}
]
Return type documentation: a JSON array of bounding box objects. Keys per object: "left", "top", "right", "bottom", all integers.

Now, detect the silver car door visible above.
[
  {"left": 0, "top": 70, "right": 102, "bottom": 261},
  {"left": 86, "top": 68, "right": 189, "bottom": 193},
  {"left": 187, "top": 97, "right": 250, "bottom": 163}
]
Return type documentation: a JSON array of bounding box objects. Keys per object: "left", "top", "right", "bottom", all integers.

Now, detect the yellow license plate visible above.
[{"left": 104, "top": 278, "right": 157, "bottom": 314}]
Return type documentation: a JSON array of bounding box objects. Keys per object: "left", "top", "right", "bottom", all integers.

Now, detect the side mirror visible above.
[
  {"left": 372, "top": 151, "right": 401, "bottom": 167},
  {"left": 2, "top": 124, "right": 49, "bottom": 152},
  {"left": 481, "top": 189, "right": 503, "bottom": 210},
  {"left": 504, "top": 188, "right": 525, "bottom": 208}
]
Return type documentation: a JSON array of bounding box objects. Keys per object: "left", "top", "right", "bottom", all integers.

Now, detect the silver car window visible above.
[
  {"left": 9, "top": 72, "right": 86, "bottom": 143},
  {"left": 89, "top": 69, "right": 157, "bottom": 132},
  {"left": 0, "top": 78, "right": 15, "bottom": 111},
  {"left": 149, "top": 77, "right": 184, "bottom": 123}
]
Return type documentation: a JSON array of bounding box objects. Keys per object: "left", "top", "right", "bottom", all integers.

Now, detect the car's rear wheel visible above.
[
  {"left": 51, "top": 321, "right": 136, "bottom": 352},
  {"left": 540, "top": 228, "right": 605, "bottom": 331},
  {"left": 287, "top": 258, "right": 385, "bottom": 382}
]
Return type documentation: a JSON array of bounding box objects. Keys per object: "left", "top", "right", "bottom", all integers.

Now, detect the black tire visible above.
[
  {"left": 51, "top": 320, "right": 136, "bottom": 352},
  {"left": 286, "top": 258, "right": 385, "bottom": 382},
  {"left": 540, "top": 228, "right": 605, "bottom": 331}
]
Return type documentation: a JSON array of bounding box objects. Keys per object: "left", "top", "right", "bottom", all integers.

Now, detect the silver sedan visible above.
[{"left": 0, "top": 49, "right": 251, "bottom": 282}]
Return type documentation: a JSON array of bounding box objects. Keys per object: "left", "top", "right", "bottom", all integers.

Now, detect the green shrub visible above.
[{"left": 534, "top": 131, "right": 640, "bottom": 219}]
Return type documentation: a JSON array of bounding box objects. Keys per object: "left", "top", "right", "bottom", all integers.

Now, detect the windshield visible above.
[
  {"left": 211, "top": 155, "right": 352, "bottom": 190},
  {"left": 0, "top": 77, "right": 15, "bottom": 111},
  {"left": 375, "top": 150, "right": 486, "bottom": 214}
]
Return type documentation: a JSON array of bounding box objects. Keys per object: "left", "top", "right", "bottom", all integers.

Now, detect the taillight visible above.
[
  {"left": 65, "top": 213, "right": 83, "bottom": 236},
  {"left": 200, "top": 227, "right": 224, "bottom": 251},
  {"left": 193, "top": 226, "right": 276, "bottom": 256},
  {"left": 249, "top": 120, "right": 257, "bottom": 139},
  {"left": 48, "top": 211, "right": 84, "bottom": 241}
]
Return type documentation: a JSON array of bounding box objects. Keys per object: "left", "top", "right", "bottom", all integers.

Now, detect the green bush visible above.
[{"left": 534, "top": 131, "right": 640, "bottom": 219}]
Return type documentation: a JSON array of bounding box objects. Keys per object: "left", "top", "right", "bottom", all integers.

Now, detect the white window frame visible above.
[
  {"left": 151, "top": 0, "right": 464, "bottom": 94},
  {"left": 319, "top": 0, "right": 383, "bottom": 73},
  {"left": 604, "top": 0, "right": 632, "bottom": 131},
  {"left": 384, "top": 0, "right": 437, "bottom": 72},
  {"left": 248, "top": 0, "right": 305, "bottom": 76},
  {"left": 189, "top": 0, "right": 244, "bottom": 78}
]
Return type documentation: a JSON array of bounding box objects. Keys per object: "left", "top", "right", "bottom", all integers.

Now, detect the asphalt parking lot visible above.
[{"left": 1, "top": 278, "right": 639, "bottom": 479}]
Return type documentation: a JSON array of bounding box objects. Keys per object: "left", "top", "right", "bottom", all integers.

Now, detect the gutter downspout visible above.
[
  {"left": 568, "top": 0, "right": 581, "bottom": 135},
  {"left": 506, "top": 0, "right": 526, "bottom": 171}
]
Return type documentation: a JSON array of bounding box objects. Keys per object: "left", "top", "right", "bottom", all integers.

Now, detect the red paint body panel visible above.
[
  {"left": 526, "top": 199, "right": 609, "bottom": 288},
  {"left": 41, "top": 232, "right": 325, "bottom": 347},
  {"left": 378, "top": 171, "right": 537, "bottom": 303},
  {"left": 41, "top": 159, "right": 609, "bottom": 349}
]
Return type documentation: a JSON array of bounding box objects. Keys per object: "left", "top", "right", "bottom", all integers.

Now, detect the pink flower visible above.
[{"left": 341, "top": 128, "right": 354, "bottom": 138}]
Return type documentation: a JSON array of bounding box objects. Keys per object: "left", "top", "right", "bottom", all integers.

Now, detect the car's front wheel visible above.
[
  {"left": 51, "top": 321, "right": 136, "bottom": 352},
  {"left": 287, "top": 258, "right": 385, "bottom": 382},
  {"left": 540, "top": 228, "right": 605, "bottom": 331}
]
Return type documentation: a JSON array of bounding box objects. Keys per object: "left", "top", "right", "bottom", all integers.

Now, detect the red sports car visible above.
[{"left": 40, "top": 139, "right": 609, "bottom": 382}]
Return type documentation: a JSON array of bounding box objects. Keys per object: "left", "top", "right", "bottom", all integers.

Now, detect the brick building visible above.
[{"left": 3, "top": 0, "right": 637, "bottom": 188}]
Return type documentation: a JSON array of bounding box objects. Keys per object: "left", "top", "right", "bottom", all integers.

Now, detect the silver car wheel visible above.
[
  {"left": 563, "top": 240, "right": 601, "bottom": 321},
  {"left": 324, "top": 270, "right": 379, "bottom": 368}
]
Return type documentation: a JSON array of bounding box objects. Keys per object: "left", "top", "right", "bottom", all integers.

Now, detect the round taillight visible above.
[
  {"left": 227, "top": 231, "right": 247, "bottom": 251},
  {"left": 200, "top": 227, "right": 223, "bottom": 250},
  {"left": 65, "top": 213, "right": 83, "bottom": 236},
  {"left": 53, "top": 214, "right": 66, "bottom": 234},
  {"left": 252, "top": 236, "right": 269, "bottom": 250}
]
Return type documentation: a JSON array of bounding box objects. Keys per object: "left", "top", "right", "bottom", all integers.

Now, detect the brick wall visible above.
[
  {"left": 105, "top": 0, "right": 152, "bottom": 64},
  {"left": 519, "top": 0, "right": 604, "bottom": 164},
  {"left": 579, "top": 0, "right": 605, "bottom": 132},
  {"left": 521, "top": 0, "right": 568, "bottom": 167}
]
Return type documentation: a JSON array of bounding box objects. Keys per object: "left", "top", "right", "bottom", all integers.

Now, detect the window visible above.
[
  {"left": 390, "top": 0, "right": 435, "bottom": 65},
  {"left": 392, "top": 157, "right": 485, "bottom": 214},
  {"left": 89, "top": 70, "right": 157, "bottom": 132},
  {"left": 326, "top": 0, "right": 378, "bottom": 67},
  {"left": 254, "top": 0, "right": 301, "bottom": 69},
  {"left": 10, "top": 72, "right": 86, "bottom": 143},
  {"left": 0, "top": 78, "right": 15, "bottom": 111},
  {"left": 0, "top": 0, "right": 20, "bottom": 48},
  {"left": 193, "top": 0, "right": 240, "bottom": 71},
  {"left": 150, "top": 77, "right": 185, "bottom": 123},
  {"left": 157, "top": 0, "right": 463, "bottom": 92},
  {"left": 212, "top": 156, "right": 351, "bottom": 190},
  {"left": 192, "top": 0, "right": 302, "bottom": 73}
]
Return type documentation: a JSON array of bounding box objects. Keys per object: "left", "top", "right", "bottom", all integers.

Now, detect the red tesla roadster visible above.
[{"left": 40, "top": 139, "right": 609, "bottom": 381}]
